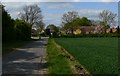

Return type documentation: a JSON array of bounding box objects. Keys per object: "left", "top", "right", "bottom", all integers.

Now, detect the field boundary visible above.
[
  {"left": 54, "top": 39, "right": 92, "bottom": 76},
  {"left": 47, "top": 39, "right": 73, "bottom": 74}
]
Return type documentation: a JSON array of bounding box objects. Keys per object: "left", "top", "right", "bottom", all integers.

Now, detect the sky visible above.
[{"left": 2, "top": 0, "right": 119, "bottom": 26}]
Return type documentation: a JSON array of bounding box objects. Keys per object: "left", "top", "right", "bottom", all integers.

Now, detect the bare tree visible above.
[
  {"left": 19, "top": 4, "right": 43, "bottom": 28},
  {"left": 62, "top": 11, "right": 79, "bottom": 34},
  {"left": 62, "top": 11, "right": 79, "bottom": 24},
  {"left": 99, "top": 10, "right": 117, "bottom": 28},
  {"left": 36, "top": 21, "right": 45, "bottom": 33}
]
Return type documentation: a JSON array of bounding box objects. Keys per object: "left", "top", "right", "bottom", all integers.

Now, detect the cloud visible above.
[
  {"left": 77, "top": 9, "right": 103, "bottom": 20},
  {"left": 43, "top": 9, "right": 103, "bottom": 26},
  {"left": 2, "top": 2, "right": 42, "bottom": 19},
  {"left": 47, "top": 3, "right": 74, "bottom": 9},
  {"left": 73, "top": 0, "right": 81, "bottom": 2},
  {"left": 43, "top": 13, "right": 62, "bottom": 26},
  {"left": 101, "top": 0, "right": 114, "bottom": 2},
  {"left": 1, "top": 0, "right": 119, "bottom": 2}
]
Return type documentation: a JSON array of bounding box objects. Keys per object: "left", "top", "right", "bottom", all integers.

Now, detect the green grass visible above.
[
  {"left": 55, "top": 37, "right": 118, "bottom": 74},
  {"left": 3, "top": 40, "right": 31, "bottom": 55},
  {"left": 47, "top": 39, "right": 73, "bottom": 74}
]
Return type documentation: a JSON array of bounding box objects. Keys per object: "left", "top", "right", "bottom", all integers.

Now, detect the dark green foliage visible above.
[
  {"left": 2, "top": 5, "right": 32, "bottom": 42},
  {"left": 76, "top": 17, "right": 91, "bottom": 26},
  {"left": 2, "top": 5, "right": 15, "bottom": 42},
  {"left": 44, "top": 29, "right": 51, "bottom": 37},
  {"left": 117, "top": 26, "right": 120, "bottom": 34},
  {"left": 46, "top": 24, "right": 59, "bottom": 37},
  {"left": 14, "top": 19, "right": 31, "bottom": 40},
  {"left": 60, "top": 33, "right": 120, "bottom": 38}
]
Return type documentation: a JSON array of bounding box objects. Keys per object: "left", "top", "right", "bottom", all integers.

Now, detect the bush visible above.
[
  {"left": 14, "top": 20, "right": 31, "bottom": 40},
  {"left": 2, "top": 5, "right": 16, "bottom": 42},
  {"left": 60, "top": 33, "right": 120, "bottom": 38}
]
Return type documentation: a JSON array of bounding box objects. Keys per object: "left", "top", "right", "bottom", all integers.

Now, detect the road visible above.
[{"left": 2, "top": 37, "right": 48, "bottom": 75}]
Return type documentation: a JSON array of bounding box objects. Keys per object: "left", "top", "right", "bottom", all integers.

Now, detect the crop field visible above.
[{"left": 55, "top": 38, "right": 118, "bottom": 74}]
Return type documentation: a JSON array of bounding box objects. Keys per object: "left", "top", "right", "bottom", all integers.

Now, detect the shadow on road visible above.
[{"left": 2, "top": 38, "right": 48, "bottom": 75}]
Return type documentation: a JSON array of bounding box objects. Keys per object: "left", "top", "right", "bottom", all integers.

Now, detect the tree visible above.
[
  {"left": 99, "top": 10, "right": 117, "bottom": 28},
  {"left": 35, "top": 21, "right": 45, "bottom": 33},
  {"left": 2, "top": 4, "right": 15, "bottom": 42},
  {"left": 19, "top": 4, "right": 43, "bottom": 28},
  {"left": 117, "top": 26, "right": 120, "bottom": 33},
  {"left": 72, "top": 17, "right": 91, "bottom": 27},
  {"left": 79, "top": 17, "right": 91, "bottom": 26},
  {"left": 46, "top": 24, "right": 59, "bottom": 37},
  {"left": 62, "top": 11, "right": 79, "bottom": 34},
  {"left": 44, "top": 29, "right": 51, "bottom": 38}
]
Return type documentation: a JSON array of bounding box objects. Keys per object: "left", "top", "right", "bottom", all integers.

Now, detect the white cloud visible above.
[
  {"left": 73, "top": 0, "right": 81, "bottom": 2},
  {"left": 77, "top": 9, "right": 103, "bottom": 20},
  {"left": 48, "top": 3, "right": 74, "bottom": 9},
  {"left": 43, "top": 13, "right": 62, "bottom": 26},
  {"left": 2, "top": 2, "right": 41, "bottom": 19},
  {"left": 43, "top": 9, "right": 104, "bottom": 26},
  {"left": 101, "top": 0, "right": 114, "bottom": 2},
  {"left": 1, "top": 0, "right": 119, "bottom": 2}
]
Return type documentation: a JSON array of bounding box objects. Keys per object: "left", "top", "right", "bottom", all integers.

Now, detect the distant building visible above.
[
  {"left": 106, "top": 27, "right": 117, "bottom": 33},
  {"left": 106, "top": 28, "right": 111, "bottom": 33},
  {"left": 112, "top": 27, "right": 117, "bottom": 33},
  {"left": 79, "top": 26, "right": 95, "bottom": 34},
  {"left": 78, "top": 25, "right": 103, "bottom": 34},
  {"left": 31, "top": 29, "right": 38, "bottom": 36}
]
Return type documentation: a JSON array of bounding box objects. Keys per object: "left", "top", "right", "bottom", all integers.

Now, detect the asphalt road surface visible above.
[{"left": 2, "top": 37, "right": 48, "bottom": 76}]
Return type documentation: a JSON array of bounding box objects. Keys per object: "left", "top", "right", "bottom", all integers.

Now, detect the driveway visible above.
[{"left": 2, "top": 37, "right": 48, "bottom": 75}]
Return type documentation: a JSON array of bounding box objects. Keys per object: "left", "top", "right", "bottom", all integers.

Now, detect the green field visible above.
[{"left": 55, "top": 38, "right": 118, "bottom": 74}]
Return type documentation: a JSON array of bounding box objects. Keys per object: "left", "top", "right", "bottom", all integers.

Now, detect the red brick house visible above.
[
  {"left": 106, "top": 27, "right": 117, "bottom": 33},
  {"left": 78, "top": 25, "right": 103, "bottom": 34}
]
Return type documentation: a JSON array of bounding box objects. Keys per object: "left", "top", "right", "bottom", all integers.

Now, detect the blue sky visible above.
[{"left": 3, "top": 2, "right": 118, "bottom": 26}]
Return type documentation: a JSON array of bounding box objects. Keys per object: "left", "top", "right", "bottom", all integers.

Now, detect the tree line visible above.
[
  {"left": 2, "top": 4, "right": 44, "bottom": 42},
  {"left": 47, "top": 10, "right": 118, "bottom": 37}
]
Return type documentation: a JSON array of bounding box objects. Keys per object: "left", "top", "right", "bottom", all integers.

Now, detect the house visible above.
[
  {"left": 31, "top": 29, "right": 38, "bottom": 36},
  {"left": 78, "top": 25, "right": 103, "bottom": 34},
  {"left": 73, "top": 29, "right": 81, "bottom": 35},
  {"left": 106, "top": 28, "right": 111, "bottom": 33},
  {"left": 112, "top": 27, "right": 117, "bottom": 33},
  {"left": 106, "top": 27, "right": 117, "bottom": 33},
  {"left": 94, "top": 25, "right": 104, "bottom": 34},
  {"left": 79, "top": 26, "right": 95, "bottom": 34}
]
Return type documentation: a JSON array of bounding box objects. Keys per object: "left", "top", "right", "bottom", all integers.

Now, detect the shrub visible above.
[
  {"left": 60, "top": 33, "right": 119, "bottom": 38},
  {"left": 14, "top": 20, "right": 31, "bottom": 40}
]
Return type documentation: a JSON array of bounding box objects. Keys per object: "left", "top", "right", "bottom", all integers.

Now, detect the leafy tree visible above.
[
  {"left": 44, "top": 29, "right": 51, "bottom": 38},
  {"left": 72, "top": 17, "right": 91, "bottom": 27},
  {"left": 79, "top": 17, "right": 91, "bottom": 26},
  {"left": 46, "top": 24, "right": 59, "bottom": 37}
]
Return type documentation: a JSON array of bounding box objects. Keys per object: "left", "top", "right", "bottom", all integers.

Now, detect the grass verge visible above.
[{"left": 47, "top": 38, "right": 73, "bottom": 74}]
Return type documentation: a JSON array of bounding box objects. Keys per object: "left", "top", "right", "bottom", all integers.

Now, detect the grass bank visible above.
[
  {"left": 47, "top": 38, "right": 73, "bottom": 74},
  {"left": 55, "top": 38, "right": 118, "bottom": 74}
]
